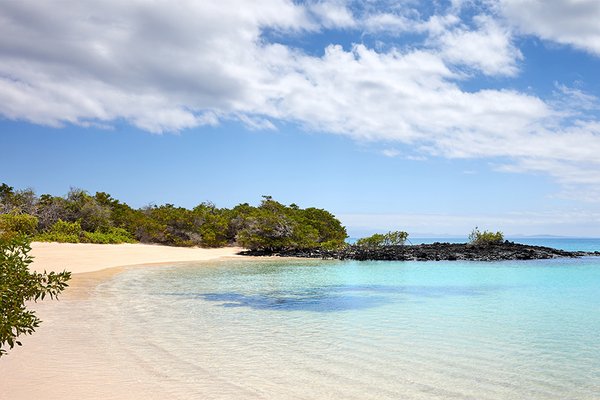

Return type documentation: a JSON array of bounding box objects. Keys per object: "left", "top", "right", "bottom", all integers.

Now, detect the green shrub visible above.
[
  {"left": 34, "top": 220, "right": 82, "bottom": 243},
  {"left": 468, "top": 227, "right": 504, "bottom": 245},
  {"left": 356, "top": 231, "right": 409, "bottom": 248},
  {"left": 82, "top": 227, "right": 136, "bottom": 244},
  {"left": 0, "top": 234, "right": 71, "bottom": 357},
  {"left": 35, "top": 220, "right": 136, "bottom": 244},
  {"left": 0, "top": 214, "right": 39, "bottom": 236}
]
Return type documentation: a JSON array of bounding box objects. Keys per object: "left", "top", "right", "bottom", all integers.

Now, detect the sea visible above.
[{"left": 2, "top": 238, "right": 599, "bottom": 400}]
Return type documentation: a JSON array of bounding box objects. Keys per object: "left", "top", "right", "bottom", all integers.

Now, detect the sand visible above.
[
  {"left": 2, "top": 242, "right": 256, "bottom": 399},
  {"left": 29, "top": 241, "right": 246, "bottom": 274}
]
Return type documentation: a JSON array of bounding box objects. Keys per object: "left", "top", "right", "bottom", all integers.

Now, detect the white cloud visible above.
[
  {"left": 382, "top": 148, "right": 400, "bottom": 157},
  {"left": 498, "top": 0, "right": 600, "bottom": 56},
  {"left": 308, "top": 1, "right": 356, "bottom": 28},
  {"left": 434, "top": 15, "right": 522, "bottom": 76},
  {"left": 1, "top": 0, "right": 600, "bottom": 201},
  {"left": 0, "top": 0, "right": 313, "bottom": 131}
]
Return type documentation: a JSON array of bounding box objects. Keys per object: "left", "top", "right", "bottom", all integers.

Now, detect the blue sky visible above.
[{"left": 1, "top": 0, "right": 600, "bottom": 237}]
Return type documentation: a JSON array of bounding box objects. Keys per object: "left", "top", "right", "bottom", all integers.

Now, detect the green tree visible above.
[
  {"left": 236, "top": 200, "right": 295, "bottom": 250},
  {"left": 1, "top": 183, "right": 349, "bottom": 251},
  {"left": 35, "top": 194, "right": 68, "bottom": 231},
  {"left": 193, "top": 202, "right": 231, "bottom": 247},
  {"left": 0, "top": 234, "right": 71, "bottom": 357},
  {"left": 235, "top": 197, "right": 347, "bottom": 251}
]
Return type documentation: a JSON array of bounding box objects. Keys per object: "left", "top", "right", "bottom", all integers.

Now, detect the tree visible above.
[
  {"left": 0, "top": 234, "right": 71, "bottom": 357},
  {"left": 0, "top": 184, "right": 36, "bottom": 215},
  {"left": 235, "top": 200, "right": 296, "bottom": 250},
  {"left": 234, "top": 198, "right": 348, "bottom": 251},
  {"left": 0, "top": 183, "right": 348, "bottom": 250},
  {"left": 193, "top": 202, "right": 231, "bottom": 247}
]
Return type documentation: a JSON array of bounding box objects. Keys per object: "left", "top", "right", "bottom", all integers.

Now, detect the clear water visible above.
[{"left": 3, "top": 244, "right": 600, "bottom": 399}]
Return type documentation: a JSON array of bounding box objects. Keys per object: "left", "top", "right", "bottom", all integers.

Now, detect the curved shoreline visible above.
[{"left": 29, "top": 242, "right": 248, "bottom": 274}]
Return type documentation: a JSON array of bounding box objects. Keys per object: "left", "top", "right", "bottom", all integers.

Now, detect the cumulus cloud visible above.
[
  {"left": 498, "top": 0, "right": 600, "bottom": 56},
  {"left": 0, "top": 0, "right": 313, "bottom": 131},
  {"left": 434, "top": 15, "right": 522, "bottom": 76},
  {"left": 1, "top": 0, "right": 600, "bottom": 200},
  {"left": 308, "top": 1, "right": 356, "bottom": 28}
]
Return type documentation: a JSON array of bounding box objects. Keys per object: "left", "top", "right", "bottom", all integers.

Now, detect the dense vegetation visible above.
[
  {"left": 0, "top": 184, "right": 347, "bottom": 251},
  {"left": 468, "top": 227, "right": 504, "bottom": 245},
  {"left": 0, "top": 234, "right": 71, "bottom": 357}
]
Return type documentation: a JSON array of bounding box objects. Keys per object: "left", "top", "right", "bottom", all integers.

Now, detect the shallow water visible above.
[{"left": 2, "top": 257, "right": 600, "bottom": 399}]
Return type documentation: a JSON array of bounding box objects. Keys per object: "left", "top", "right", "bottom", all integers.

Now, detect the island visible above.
[{"left": 241, "top": 241, "right": 600, "bottom": 261}]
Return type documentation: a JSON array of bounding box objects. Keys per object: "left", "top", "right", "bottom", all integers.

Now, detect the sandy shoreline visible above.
[
  {"left": 29, "top": 241, "right": 247, "bottom": 274},
  {"left": 2, "top": 243, "right": 257, "bottom": 399}
]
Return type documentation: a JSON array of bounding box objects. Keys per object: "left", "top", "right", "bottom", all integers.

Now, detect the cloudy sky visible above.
[{"left": 1, "top": 0, "right": 600, "bottom": 236}]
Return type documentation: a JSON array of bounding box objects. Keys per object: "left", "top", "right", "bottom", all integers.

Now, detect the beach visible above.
[
  {"left": 2, "top": 242, "right": 600, "bottom": 399},
  {"left": 29, "top": 241, "right": 246, "bottom": 274},
  {"left": 1, "top": 242, "right": 250, "bottom": 400}
]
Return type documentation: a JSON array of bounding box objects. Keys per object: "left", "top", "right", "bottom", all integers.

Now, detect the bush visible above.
[
  {"left": 0, "top": 234, "right": 71, "bottom": 357},
  {"left": 34, "top": 219, "right": 82, "bottom": 243},
  {"left": 468, "top": 227, "right": 504, "bottom": 245},
  {"left": 0, "top": 214, "right": 39, "bottom": 236},
  {"left": 356, "top": 231, "right": 409, "bottom": 248},
  {"left": 35, "top": 220, "right": 136, "bottom": 244},
  {"left": 81, "top": 227, "right": 136, "bottom": 244}
]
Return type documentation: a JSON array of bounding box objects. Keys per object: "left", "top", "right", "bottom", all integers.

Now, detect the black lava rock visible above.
[{"left": 239, "top": 241, "right": 598, "bottom": 262}]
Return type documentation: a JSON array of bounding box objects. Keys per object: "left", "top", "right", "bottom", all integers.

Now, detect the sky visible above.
[{"left": 1, "top": 0, "right": 600, "bottom": 237}]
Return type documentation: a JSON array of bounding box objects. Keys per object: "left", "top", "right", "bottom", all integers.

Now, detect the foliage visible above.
[
  {"left": 1, "top": 183, "right": 348, "bottom": 251},
  {"left": 356, "top": 230, "right": 409, "bottom": 248},
  {"left": 140, "top": 204, "right": 199, "bottom": 246},
  {"left": 193, "top": 202, "right": 231, "bottom": 247},
  {"left": 0, "top": 184, "right": 37, "bottom": 215},
  {"left": 35, "top": 220, "right": 136, "bottom": 244},
  {"left": 0, "top": 234, "right": 71, "bottom": 357},
  {"left": 82, "top": 227, "right": 136, "bottom": 244},
  {"left": 235, "top": 196, "right": 347, "bottom": 251},
  {"left": 0, "top": 214, "right": 39, "bottom": 236},
  {"left": 35, "top": 219, "right": 83, "bottom": 243},
  {"left": 468, "top": 227, "right": 504, "bottom": 245}
]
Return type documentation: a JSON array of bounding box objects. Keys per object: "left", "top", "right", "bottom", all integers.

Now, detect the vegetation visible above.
[
  {"left": 0, "top": 214, "right": 39, "bottom": 236},
  {"left": 0, "top": 183, "right": 347, "bottom": 251},
  {"left": 468, "top": 227, "right": 504, "bottom": 245},
  {"left": 0, "top": 234, "right": 71, "bottom": 357},
  {"left": 356, "top": 231, "right": 409, "bottom": 248}
]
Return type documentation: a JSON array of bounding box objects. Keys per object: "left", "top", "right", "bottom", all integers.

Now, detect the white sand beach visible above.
[
  {"left": 2, "top": 242, "right": 254, "bottom": 400},
  {"left": 29, "top": 241, "right": 245, "bottom": 274}
]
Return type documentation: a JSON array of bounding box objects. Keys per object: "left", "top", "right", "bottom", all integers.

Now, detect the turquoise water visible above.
[
  {"left": 3, "top": 245, "right": 600, "bottom": 399},
  {"left": 87, "top": 256, "right": 600, "bottom": 399}
]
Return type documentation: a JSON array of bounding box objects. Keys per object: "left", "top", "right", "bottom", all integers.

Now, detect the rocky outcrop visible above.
[{"left": 240, "top": 241, "right": 600, "bottom": 262}]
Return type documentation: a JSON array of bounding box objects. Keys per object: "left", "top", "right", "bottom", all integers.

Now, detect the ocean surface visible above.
[{"left": 3, "top": 238, "right": 600, "bottom": 399}]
